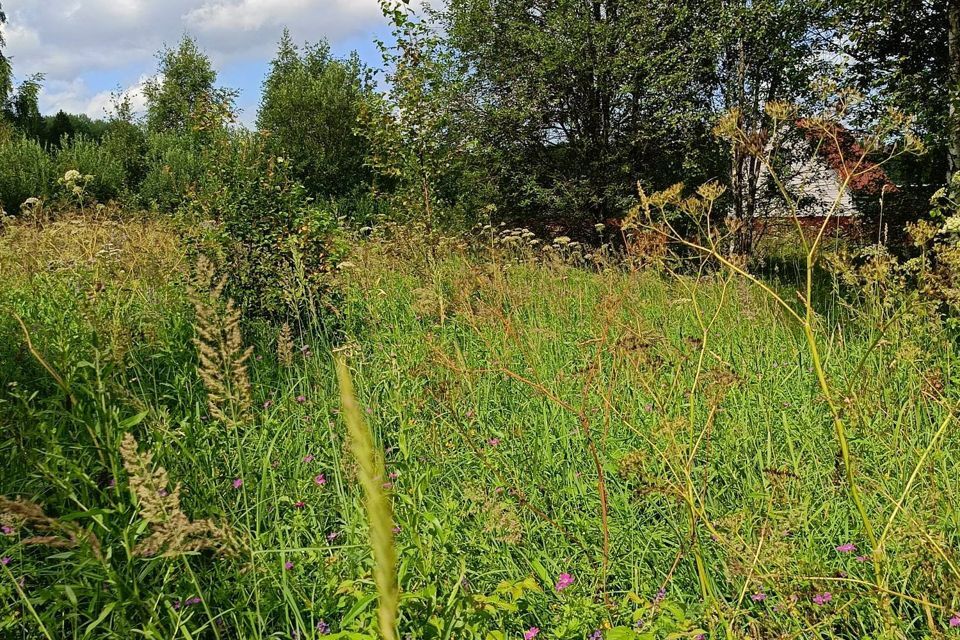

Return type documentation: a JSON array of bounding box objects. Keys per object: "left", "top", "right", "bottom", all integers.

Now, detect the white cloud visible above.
[{"left": 2, "top": 0, "right": 391, "bottom": 116}]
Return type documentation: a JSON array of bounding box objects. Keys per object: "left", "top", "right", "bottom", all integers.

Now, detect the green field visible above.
[{"left": 2, "top": 215, "right": 958, "bottom": 639}]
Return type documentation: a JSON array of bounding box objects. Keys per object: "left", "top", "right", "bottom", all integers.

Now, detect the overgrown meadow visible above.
[{"left": 2, "top": 208, "right": 960, "bottom": 639}]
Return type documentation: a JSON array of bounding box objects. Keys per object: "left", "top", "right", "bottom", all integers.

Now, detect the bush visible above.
[
  {"left": 54, "top": 134, "right": 126, "bottom": 203},
  {"left": 139, "top": 132, "right": 206, "bottom": 211},
  {"left": 0, "top": 135, "right": 54, "bottom": 212},
  {"left": 181, "top": 131, "right": 345, "bottom": 321}
]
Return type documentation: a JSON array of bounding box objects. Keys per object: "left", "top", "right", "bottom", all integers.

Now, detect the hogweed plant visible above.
[{"left": 629, "top": 98, "right": 948, "bottom": 631}]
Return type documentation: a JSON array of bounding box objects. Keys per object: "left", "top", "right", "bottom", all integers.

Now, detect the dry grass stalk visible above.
[
  {"left": 277, "top": 322, "right": 294, "bottom": 367},
  {"left": 120, "top": 433, "right": 234, "bottom": 557},
  {"left": 334, "top": 350, "right": 399, "bottom": 640},
  {"left": 0, "top": 496, "right": 102, "bottom": 560},
  {"left": 189, "top": 256, "right": 253, "bottom": 427}
]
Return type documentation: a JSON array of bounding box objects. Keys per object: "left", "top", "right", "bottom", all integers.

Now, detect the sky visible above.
[{"left": 0, "top": 0, "right": 399, "bottom": 126}]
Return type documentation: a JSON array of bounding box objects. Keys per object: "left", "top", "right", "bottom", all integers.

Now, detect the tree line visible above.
[{"left": 1, "top": 0, "right": 958, "bottom": 236}]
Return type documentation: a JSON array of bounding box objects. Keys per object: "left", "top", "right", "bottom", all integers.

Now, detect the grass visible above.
[{"left": 1, "top": 213, "right": 959, "bottom": 639}]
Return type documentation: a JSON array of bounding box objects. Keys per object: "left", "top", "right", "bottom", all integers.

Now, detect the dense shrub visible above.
[
  {"left": 182, "top": 132, "right": 345, "bottom": 320},
  {"left": 54, "top": 134, "right": 126, "bottom": 203},
  {"left": 139, "top": 132, "right": 206, "bottom": 211},
  {"left": 0, "top": 135, "right": 54, "bottom": 212}
]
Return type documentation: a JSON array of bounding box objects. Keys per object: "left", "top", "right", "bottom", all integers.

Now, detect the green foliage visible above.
[
  {"left": 258, "top": 31, "right": 373, "bottom": 199},
  {"left": 0, "top": 134, "right": 54, "bottom": 211},
  {"left": 181, "top": 132, "right": 345, "bottom": 320},
  {"left": 143, "top": 35, "right": 237, "bottom": 138},
  {"left": 139, "top": 131, "right": 206, "bottom": 211},
  {"left": 54, "top": 134, "right": 126, "bottom": 203}
]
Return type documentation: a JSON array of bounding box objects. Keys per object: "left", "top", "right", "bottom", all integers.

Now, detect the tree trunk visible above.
[{"left": 949, "top": 0, "right": 960, "bottom": 175}]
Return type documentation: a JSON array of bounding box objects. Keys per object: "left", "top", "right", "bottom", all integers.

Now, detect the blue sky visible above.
[{"left": 0, "top": 1, "right": 398, "bottom": 126}]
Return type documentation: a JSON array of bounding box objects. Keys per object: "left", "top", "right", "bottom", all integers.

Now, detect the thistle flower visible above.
[
  {"left": 554, "top": 573, "right": 574, "bottom": 591},
  {"left": 284, "top": 561, "right": 294, "bottom": 570},
  {"left": 314, "top": 474, "right": 326, "bottom": 486},
  {"left": 950, "top": 614, "right": 960, "bottom": 628},
  {"left": 524, "top": 627, "right": 540, "bottom": 640}
]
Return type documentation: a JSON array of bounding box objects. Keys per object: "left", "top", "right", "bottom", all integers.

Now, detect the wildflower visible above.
[
  {"left": 524, "top": 627, "right": 540, "bottom": 640},
  {"left": 1, "top": 526, "right": 12, "bottom": 535},
  {"left": 488, "top": 438, "right": 500, "bottom": 447},
  {"left": 466, "top": 409, "right": 475, "bottom": 419},
  {"left": 1, "top": 557, "right": 10, "bottom": 566},
  {"left": 392, "top": 526, "right": 402, "bottom": 534},
  {"left": 751, "top": 592, "right": 767, "bottom": 602},
  {"left": 316, "top": 620, "right": 330, "bottom": 634},
  {"left": 284, "top": 561, "right": 294, "bottom": 570},
  {"left": 263, "top": 400, "right": 273, "bottom": 409},
  {"left": 314, "top": 474, "right": 327, "bottom": 486},
  {"left": 950, "top": 614, "right": 960, "bottom": 628},
  {"left": 382, "top": 482, "right": 394, "bottom": 489},
  {"left": 835, "top": 543, "right": 856, "bottom": 553},
  {"left": 389, "top": 471, "right": 399, "bottom": 480},
  {"left": 296, "top": 395, "right": 307, "bottom": 404},
  {"left": 232, "top": 478, "right": 243, "bottom": 489},
  {"left": 554, "top": 573, "right": 574, "bottom": 592},
  {"left": 326, "top": 531, "right": 339, "bottom": 542},
  {"left": 812, "top": 592, "right": 832, "bottom": 605},
  {"left": 157, "top": 488, "right": 169, "bottom": 497},
  {"left": 855, "top": 555, "right": 868, "bottom": 563},
  {"left": 653, "top": 587, "right": 666, "bottom": 604},
  {"left": 294, "top": 500, "right": 306, "bottom": 509},
  {"left": 303, "top": 454, "right": 315, "bottom": 463}
]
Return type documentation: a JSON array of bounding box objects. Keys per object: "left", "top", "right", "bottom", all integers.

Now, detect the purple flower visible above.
[
  {"left": 303, "top": 454, "right": 315, "bottom": 463},
  {"left": 524, "top": 627, "right": 540, "bottom": 640},
  {"left": 314, "top": 474, "right": 326, "bottom": 486},
  {"left": 812, "top": 592, "right": 832, "bottom": 605},
  {"left": 751, "top": 592, "right": 767, "bottom": 602},
  {"left": 232, "top": 478, "right": 243, "bottom": 489},
  {"left": 294, "top": 500, "right": 306, "bottom": 509},
  {"left": 950, "top": 614, "right": 960, "bottom": 628},
  {"left": 327, "top": 531, "right": 339, "bottom": 542},
  {"left": 554, "top": 573, "right": 574, "bottom": 592},
  {"left": 835, "top": 543, "right": 856, "bottom": 553},
  {"left": 316, "top": 620, "right": 330, "bottom": 634},
  {"left": 284, "top": 561, "right": 294, "bottom": 570},
  {"left": 1, "top": 557, "right": 10, "bottom": 566},
  {"left": 1, "top": 525, "right": 13, "bottom": 535},
  {"left": 296, "top": 395, "right": 307, "bottom": 404},
  {"left": 589, "top": 631, "right": 603, "bottom": 640},
  {"left": 653, "top": 587, "right": 666, "bottom": 604}
]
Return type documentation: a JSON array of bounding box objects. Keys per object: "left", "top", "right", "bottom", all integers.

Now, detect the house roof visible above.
[{"left": 796, "top": 119, "right": 898, "bottom": 196}]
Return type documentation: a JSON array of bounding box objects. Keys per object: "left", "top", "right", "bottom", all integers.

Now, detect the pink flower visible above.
[
  {"left": 1, "top": 526, "right": 13, "bottom": 535},
  {"left": 294, "top": 500, "right": 306, "bottom": 509},
  {"left": 232, "top": 478, "right": 243, "bottom": 489},
  {"left": 835, "top": 543, "right": 856, "bottom": 553},
  {"left": 488, "top": 438, "right": 500, "bottom": 447},
  {"left": 1, "top": 557, "right": 10, "bottom": 566},
  {"left": 296, "top": 395, "right": 307, "bottom": 404},
  {"left": 157, "top": 488, "right": 168, "bottom": 497},
  {"left": 284, "top": 561, "right": 294, "bottom": 570},
  {"left": 263, "top": 400, "right": 273, "bottom": 409},
  {"left": 302, "top": 454, "right": 315, "bottom": 463},
  {"left": 524, "top": 627, "right": 539, "bottom": 640},
  {"left": 314, "top": 474, "right": 327, "bottom": 486},
  {"left": 554, "top": 573, "right": 574, "bottom": 592},
  {"left": 751, "top": 592, "right": 767, "bottom": 602},
  {"left": 950, "top": 614, "right": 960, "bottom": 628},
  {"left": 382, "top": 482, "right": 394, "bottom": 489},
  {"left": 812, "top": 592, "right": 832, "bottom": 605},
  {"left": 855, "top": 555, "right": 868, "bottom": 563},
  {"left": 392, "top": 526, "right": 402, "bottom": 534},
  {"left": 388, "top": 471, "right": 399, "bottom": 480},
  {"left": 326, "top": 531, "right": 339, "bottom": 542}
]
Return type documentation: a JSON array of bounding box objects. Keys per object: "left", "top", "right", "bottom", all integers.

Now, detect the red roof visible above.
[{"left": 796, "top": 119, "right": 897, "bottom": 195}]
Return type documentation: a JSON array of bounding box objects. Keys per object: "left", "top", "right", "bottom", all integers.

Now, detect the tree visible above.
[
  {"left": 834, "top": 0, "right": 951, "bottom": 182},
  {"left": 143, "top": 36, "right": 237, "bottom": 137},
  {"left": 46, "top": 110, "right": 76, "bottom": 147},
  {"left": 0, "top": 2, "right": 10, "bottom": 110},
  {"left": 257, "top": 30, "right": 373, "bottom": 197}
]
